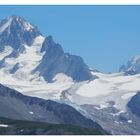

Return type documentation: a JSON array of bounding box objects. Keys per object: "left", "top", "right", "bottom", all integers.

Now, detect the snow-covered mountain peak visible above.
[
  {"left": 0, "top": 15, "right": 94, "bottom": 83},
  {"left": 0, "top": 15, "right": 41, "bottom": 51},
  {"left": 10, "top": 15, "right": 35, "bottom": 31},
  {"left": 0, "top": 15, "right": 35, "bottom": 34},
  {"left": 119, "top": 55, "right": 140, "bottom": 75},
  {"left": 40, "top": 35, "right": 63, "bottom": 53}
]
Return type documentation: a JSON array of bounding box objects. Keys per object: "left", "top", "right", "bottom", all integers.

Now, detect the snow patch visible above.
[
  {"left": 29, "top": 111, "right": 34, "bottom": 115},
  {"left": 0, "top": 46, "right": 13, "bottom": 61},
  {"left": 100, "top": 104, "right": 108, "bottom": 109},
  {"left": 0, "top": 18, "right": 12, "bottom": 33},
  {"left": 0, "top": 124, "right": 8, "bottom": 127},
  {"left": 53, "top": 73, "right": 73, "bottom": 83},
  {"left": 110, "top": 110, "right": 124, "bottom": 117},
  {"left": 23, "top": 21, "right": 34, "bottom": 31},
  {"left": 114, "top": 121, "right": 119, "bottom": 124},
  {"left": 128, "top": 120, "right": 132, "bottom": 123}
]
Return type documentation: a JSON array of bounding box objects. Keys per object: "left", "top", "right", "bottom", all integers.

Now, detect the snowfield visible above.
[
  {"left": 0, "top": 66, "right": 140, "bottom": 112},
  {"left": 74, "top": 72, "right": 140, "bottom": 111},
  {"left": 0, "top": 35, "right": 139, "bottom": 112}
]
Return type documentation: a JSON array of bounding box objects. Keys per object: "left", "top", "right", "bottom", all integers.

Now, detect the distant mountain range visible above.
[{"left": 0, "top": 15, "right": 140, "bottom": 135}]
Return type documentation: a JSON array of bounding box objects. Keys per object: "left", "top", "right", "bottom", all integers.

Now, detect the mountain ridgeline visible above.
[
  {"left": 0, "top": 15, "right": 94, "bottom": 82},
  {"left": 35, "top": 36, "right": 93, "bottom": 82}
]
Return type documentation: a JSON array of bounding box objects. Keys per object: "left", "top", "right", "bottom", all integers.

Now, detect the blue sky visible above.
[{"left": 0, "top": 5, "right": 140, "bottom": 73}]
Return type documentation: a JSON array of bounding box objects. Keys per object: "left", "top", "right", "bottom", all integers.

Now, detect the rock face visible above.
[
  {"left": 119, "top": 56, "right": 140, "bottom": 75},
  {"left": 35, "top": 36, "right": 93, "bottom": 82},
  {"left": 127, "top": 91, "right": 140, "bottom": 117},
  {"left": 0, "top": 84, "right": 103, "bottom": 130}
]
